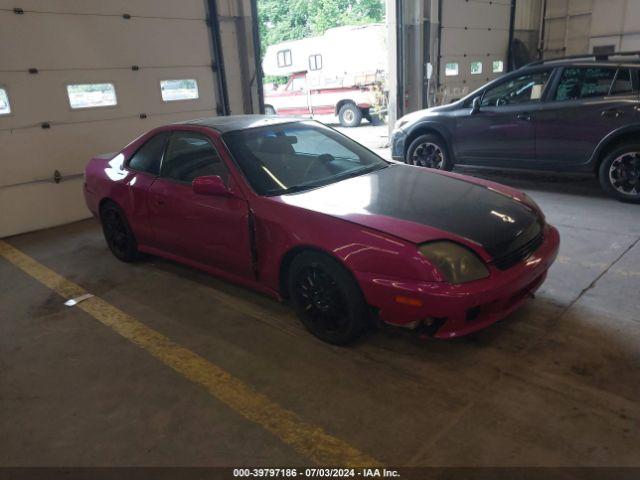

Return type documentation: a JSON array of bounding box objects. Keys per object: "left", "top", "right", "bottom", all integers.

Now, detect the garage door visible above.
[
  {"left": 438, "top": 0, "right": 512, "bottom": 103},
  {"left": 0, "top": 0, "right": 259, "bottom": 238}
]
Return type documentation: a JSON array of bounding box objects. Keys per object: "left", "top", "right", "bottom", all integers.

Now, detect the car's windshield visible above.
[{"left": 222, "top": 121, "right": 388, "bottom": 195}]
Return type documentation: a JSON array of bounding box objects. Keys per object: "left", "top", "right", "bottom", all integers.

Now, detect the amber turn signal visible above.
[{"left": 394, "top": 295, "right": 423, "bottom": 307}]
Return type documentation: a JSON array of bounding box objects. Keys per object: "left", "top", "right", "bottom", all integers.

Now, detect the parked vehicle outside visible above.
[
  {"left": 262, "top": 24, "right": 387, "bottom": 127},
  {"left": 391, "top": 53, "right": 640, "bottom": 203},
  {"left": 84, "top": 116, "right": 559, "bottom": 345},
  {"left": 264, "top": 72, "right": 384, "bottom": 127}
]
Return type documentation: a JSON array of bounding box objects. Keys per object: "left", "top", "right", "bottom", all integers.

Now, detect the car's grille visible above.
[{"left": 492, "top": 223, "right": 544, "bottom": 271}]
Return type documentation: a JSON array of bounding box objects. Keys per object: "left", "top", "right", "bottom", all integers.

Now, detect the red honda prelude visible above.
[{"left": 84, "top": 116, "right": 559, "bottom": 344}]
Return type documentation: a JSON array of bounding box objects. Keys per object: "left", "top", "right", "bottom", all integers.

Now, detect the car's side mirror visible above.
[
  {"left": 471, "top": 97, "right": 481, "bottom": 114},
  {"left": 192, "top": 175, "right": 230, "bottom": 196}
]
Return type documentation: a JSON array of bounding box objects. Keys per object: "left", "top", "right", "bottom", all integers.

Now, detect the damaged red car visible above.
[{"left": 84, "top": 116, "right": 559, "bottom": 344}]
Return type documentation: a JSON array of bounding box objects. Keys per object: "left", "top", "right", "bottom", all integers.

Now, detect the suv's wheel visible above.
[
  {"left": 406, "top": 134, "right": 452, "bottom": 171},
  {"left": 288, "top": 252, "right": 368, "bottom": 345},
  {"left": 100, "top": 202, "right": 140, "bottom": 262},
  {"left": 338, "top": 103, "right": 362, "bottom": 128},
  {"left": 598, "top": 143, "right": 640, "bottom": 203},
  {"left": 264, "top": 105, "right": 276, "bottom": 115}
]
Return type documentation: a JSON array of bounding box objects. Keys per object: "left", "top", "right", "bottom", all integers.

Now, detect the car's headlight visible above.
[{"left": 418, "top": 241, "right": 489, "bottom": 284}]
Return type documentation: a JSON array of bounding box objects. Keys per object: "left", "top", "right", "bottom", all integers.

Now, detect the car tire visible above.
[
  {"left": 598, "top": 143, "right": 640, "bottom": 204},
  {"left": 100, "top": 201, "right": 140, "bottom": 262},
  {"left": 338, "top": 103, "right": 362, "bottom": 128},
  {"left": 406, "top": 134, "right": 453, "bottom": 171},
  {"left": 265, "top": 105, "right": 276, "bottom": 115},
  {"left": 287, "top": 251, "right": 368, "bottom": 345}
]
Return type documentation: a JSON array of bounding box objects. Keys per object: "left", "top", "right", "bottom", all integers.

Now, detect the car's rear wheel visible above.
[
  {"left": 406, "top": 134, "right": 452, "bottom": 171},
  {"left": 100, "top": 202, "right": 140, "bottom": 262},
  {"left": 338, "top": 103, "right": 362, "bottom": 128},
  {"left": 288, "top": 252, "right": 368, "bottom": 345},
  {"left": 598, "top": 143, "right": 640, "bottom": 203}
]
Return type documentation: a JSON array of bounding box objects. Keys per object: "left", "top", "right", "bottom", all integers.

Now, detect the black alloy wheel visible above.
[
  {"left": 100, "top": 202, "right": 140, "bottom": 262},
  {"left": 288, "top": 252, "right": 367, "bottom": 345},
  {"left": 599, "top": 143, "right": 640, "bottom": 203},
  {"left": 406, "top": 134, "right": 453, "bottom": 171}
]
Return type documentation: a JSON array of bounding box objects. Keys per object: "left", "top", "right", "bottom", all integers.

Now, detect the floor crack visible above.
[{"left": 561, "top": 234, "right": 640, "bottom": 315}]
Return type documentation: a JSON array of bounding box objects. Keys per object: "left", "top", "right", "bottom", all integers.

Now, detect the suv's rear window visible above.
[{"left": 555, "top": 67, "right": 635, "bottom": 101}]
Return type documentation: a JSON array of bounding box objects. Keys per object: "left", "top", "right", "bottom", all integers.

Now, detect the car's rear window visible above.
[{"left": 555, "top": 67, "right": 636, "bottom": 100}]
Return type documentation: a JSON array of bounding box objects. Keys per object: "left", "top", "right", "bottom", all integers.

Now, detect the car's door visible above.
[
  {"left": 276, "top": 74, "right": 311, "bottom": 116},
  {"left": 454, "top": 69, "right": 552, "bottom": 165},
  {"left": 147, "top": 130, "right": 253, "bottom": 279},
  {"left": 122, "top": 131, "right": 171, "bottom": 246},
  {"left": 535, "top": 66, "right": 640, "bottom": 166}
]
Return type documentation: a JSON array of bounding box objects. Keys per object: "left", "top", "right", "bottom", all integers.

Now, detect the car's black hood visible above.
[{"left": 278, "top": 164, "right": 539, "bottom": 258}]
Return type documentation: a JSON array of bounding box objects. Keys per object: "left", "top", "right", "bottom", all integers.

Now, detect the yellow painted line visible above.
[{"left": 0, "top": 239, "right": 381, "bottom": 467}]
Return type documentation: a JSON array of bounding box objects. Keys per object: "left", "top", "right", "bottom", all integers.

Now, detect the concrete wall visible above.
[{"left": 0, "top": 0, "right": 259, "bottom": 238}]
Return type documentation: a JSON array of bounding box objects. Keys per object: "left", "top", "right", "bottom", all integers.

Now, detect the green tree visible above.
[{"left": 258, "top": 0, "right": 384, "bottom": 53}]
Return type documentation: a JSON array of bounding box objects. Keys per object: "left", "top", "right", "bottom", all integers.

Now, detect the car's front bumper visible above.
[
  {"left": 356, "top": 224, "right": 560, "bottom": 339},
  {"left": 390, "top": 129, "right": 407, "bottom": 162}
]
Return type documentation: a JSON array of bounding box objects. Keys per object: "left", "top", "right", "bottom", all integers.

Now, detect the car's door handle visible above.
[
  {"left": 602, "top": 108, "right": 624, "bottom": 118},
  {"left": 516, "top": 113, "right": 532, "bottom": 121}
]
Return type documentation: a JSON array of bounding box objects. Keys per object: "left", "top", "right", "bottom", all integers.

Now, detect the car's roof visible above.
[{"left": 177, "top": 115, "right": 303, "bottom": 133}]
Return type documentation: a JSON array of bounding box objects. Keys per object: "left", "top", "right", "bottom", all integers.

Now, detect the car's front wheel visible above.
[
  {"left": 406, "top": 134, "right": 452, "bottom": 171},
  {"left": 288, "top": 252, "right": 368, "bottom": 345},
  {"left": 598, "top": 143, "right": 640, "bottom": 203},
  {"left": 100, "top": 201, "right": 140, "bottom": 262}
]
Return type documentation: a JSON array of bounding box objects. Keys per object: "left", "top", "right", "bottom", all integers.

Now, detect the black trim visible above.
[
  {"left": 506, "top": 0, "right": 517, "bottom": 72},
  {"left": 249, "top": 0, "right": 265, "bottom": 114},
  {"left": 206, "top": 0, "right": 230, "bottom": 116},
  {"left": 248, "top": 209, "right": 259, "bottom": 278},
  {"left": 396, "top": 0, "right": 405, "bottom": 118}
]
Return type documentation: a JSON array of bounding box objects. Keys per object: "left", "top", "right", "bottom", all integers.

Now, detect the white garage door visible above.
[
  {"left": 0, "top": 0, "right": 258, "bottom": 237},
  {"left": 438, "top": 0, "right": 512, "bottom": 103}
]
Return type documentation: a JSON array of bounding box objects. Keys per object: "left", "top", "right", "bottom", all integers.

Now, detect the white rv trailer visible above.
[{"left": 262, "top": 24, "right": 388, "bottom": 127}]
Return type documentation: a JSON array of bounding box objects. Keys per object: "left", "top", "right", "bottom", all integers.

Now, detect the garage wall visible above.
[
  {"left": 437, "top": 0, "right": 513, "bottom": 103},
  {"left": 542, "top": 0, "right": 640, "bottom": 57},
  {"left": 0, "top": 0, "right": 260, "bottom": 238}
]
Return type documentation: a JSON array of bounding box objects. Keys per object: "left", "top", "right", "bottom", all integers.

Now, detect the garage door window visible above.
[
  {"left": 470, "top": 62, "right": 483, "bottom": 75},
  {"left": 492, "top": 61, "right": 504, "bottom": 73},
  {"left": 160, "top": 79, "right": 199, "bottom": 102},
  {"left": 67, "top": 83, "right": 117, "bottom": 109},
  {"left": 445, "top": 63, "right": 459, "bottom": 76},
  {"left": 0, "top": 88, "right": 10, "bottom": 115}
]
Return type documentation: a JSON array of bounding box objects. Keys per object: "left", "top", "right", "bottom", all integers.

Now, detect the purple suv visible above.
[{"left": 391, "top": 53, "right": 640, "bottom": 203}]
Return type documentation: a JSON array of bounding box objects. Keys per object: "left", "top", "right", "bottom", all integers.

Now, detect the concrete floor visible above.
[{"left": 1, "top": 126, "right": 640, "bottom": 467}]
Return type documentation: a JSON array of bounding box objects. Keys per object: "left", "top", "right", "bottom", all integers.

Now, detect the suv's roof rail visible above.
[{"left": 522, "top": 51, "right": 640, "bottom": 69}]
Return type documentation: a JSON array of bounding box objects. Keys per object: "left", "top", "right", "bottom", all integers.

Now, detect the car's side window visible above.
[
  {"left": 481, "top": 71, "right": 551, "bottom": 107},
  {"left": 127, "top": 132, "right": 170, "bottom": 175},
  {"left": 554, "top": 67, "right": 621, "bottom": 101},
  {"left": 610, "top": 68, "right": 634, "bottom": 96},
  {"left": 161, "top": 132, "right": 229, "bottom": 184}
]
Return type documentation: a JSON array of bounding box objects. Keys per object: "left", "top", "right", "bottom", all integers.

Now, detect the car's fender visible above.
[
  {"left": 589, "top": 123, "right": 640, "bottom": 168},
  {"left": 402, "top": 119, "right": 455, "bottom": 161},
  {"left": 249, "top": 198, "right": 445, "bottom": 299}
]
